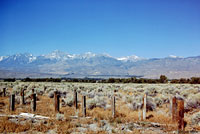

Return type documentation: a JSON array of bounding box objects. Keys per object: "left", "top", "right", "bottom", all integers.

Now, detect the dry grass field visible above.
[{"left": 0, "top": 82, "right": 200, "bottom": 133}]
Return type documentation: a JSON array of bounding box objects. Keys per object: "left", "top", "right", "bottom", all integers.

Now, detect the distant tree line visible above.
[
  {"left": 170, "top": 77, "right": 200, "bottom": 84},
  {"left": 21, "top": 77, "right": 97, "bottom": 83},
  {"left": 2, "top": 75, "right": 200, "bottom": 84},
  {"left": 103, "top": 76, "right": 200, "bottom": 84},
  {"left": 102, "top": 75, "right": 168, "bottom": 83},
  {"left": 3, "top": 78, "right": 16, "bottom": 82},
  {"left": 21, "top": 77, "right": 62, "bottom": 82}
]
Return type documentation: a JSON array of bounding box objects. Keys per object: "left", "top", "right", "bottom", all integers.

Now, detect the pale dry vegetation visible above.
[{"left": 0, "top": 82, "right": 200, "bottom": 133}]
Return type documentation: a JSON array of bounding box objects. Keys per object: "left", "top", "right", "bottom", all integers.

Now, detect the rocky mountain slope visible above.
[{"left": 0, "top": 50, "right": 200, "bottom": 79}]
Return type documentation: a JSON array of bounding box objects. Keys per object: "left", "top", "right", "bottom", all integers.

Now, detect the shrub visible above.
[
  {"left": 127, "top": 102, "right": 142, "bottom": 111},
  {"left": 87, "top": 98, "right": 97, "bottom": 110},
  {"left": 87, "top": 96, "right": 107, "bottom": 110},
  {"left": 35, "top": 88, "right": 44, "bottom": 95},
  {"left": 48, "top": 90, "right": 54, "bottom": 98},
  {"left": 128, "top": 97, "right": 156, "bottom": 111},
  {"left": 154, "top": 97, "right": 164, "bottom": 107},
  {"left": 191, "top": 112, "right": 200, "bottom": 125},
  {"left": 62, "top": 95, "right": 74, "bottom": 107},
  {"left": 185, "top": 93, "right": 200, "bottom": 112},
  {"left": 56, "top": 113, "right": 64, "bottom": 121},
  {"left": 146, "top": 97, "right": 157, "bottom": 111}
]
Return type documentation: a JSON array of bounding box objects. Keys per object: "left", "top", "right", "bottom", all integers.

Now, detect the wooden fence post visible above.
[
  {"left": 31, "top": 93, "right": 36, "bottom": 112},
  {"left": 20, "top": 89, "right": 25, "bottom": 105},
  {"left": 74, "top": 90, "right": 78, "bottom": 109},
  {"left": 112, "top": 95, "right": 116, "bottom": 118},
  {"left": 44, "top": 86, "right": 47, "bottom": 92},
  {"left": 82, "top": 96, "right": 86, "bottom": 117},
  {"left": 32, "top": 89, "right": 34, "bottom": 94},
  {"left": 10, "top": 94, "right": 15, "bottom": 111},
  {"left": 172, "top": 97, "right": 177, "bottom": 122},
  {"left": 3, "top": 88, "right": 6, "bottom": 97},
  {"left": 177, "top": 99, "right": 184, "bottom": 133},
  {"left": 138, "top": 105, "right": 142, "bottom": 121},
  {"left": 143, "top": 94, "right": 147, "bottom": 120},
  {"left": 54, "top": 91, "right": 60, "bottom": 112}
]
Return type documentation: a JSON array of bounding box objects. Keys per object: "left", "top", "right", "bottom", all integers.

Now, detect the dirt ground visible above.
[{"left": 0, "top": 83, "right": 200, "bottom": 133}]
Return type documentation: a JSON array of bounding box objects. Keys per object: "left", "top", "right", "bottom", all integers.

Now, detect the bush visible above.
[
  {"left": 146, "top": 97, "right": 156, "bottom": 111},
  {"left": 127, "top": 96, "right": 156, "bottom": 111},
  {"left": 127, "top": 102, "right": 142, "bottom": 111},
  {"left": 62, "top": 96, "right": 74, "bottom": 107},
  {"left": 48, "top": 90, "right": 55, "bottom": 98},
  {"left": 56, "top": 113, "right": 64, "bottom": 121},
  {"left": 191, "top": 112, "right": 200, "bottom": 125},
  {"left": 185, "top": 93, "right": 200, "bottom": 112},
  {"left": 87, "top": 96, "right": 107, "bottom": 110},
  {"left": 87, "top": 99, "right": 96, "bottom": 110},
  {"left": 154, "top": 97, "right": 164, "bottom": 107}
]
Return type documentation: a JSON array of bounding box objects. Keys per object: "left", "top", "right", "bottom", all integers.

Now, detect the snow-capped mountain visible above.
[
  {"left": 40, "top": 51, "right": 110, "bottom": 61},
  {"left": 76, "top": 52, "right": 96, "bottom": 59},
  {"left": 117, "top": 55, "right": 143, "bottom": 62},
  {"left": 0, "top": 50, "right": 200, "bottom": 79},
  {"left": 0, "top": 56, "right": 8, "bottom": 62},
  {"left": 0, "top": 53, "right": 37, "bottom": 65},
  {"left": 168, "top": 55, "right": 183, "bottom": 59},
  {"left": 43, "top": 50, "right": 76, "bottom": 60}
]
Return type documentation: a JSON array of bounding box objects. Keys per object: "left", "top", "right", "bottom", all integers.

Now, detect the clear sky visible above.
[{"left": 0, "top": 0, "right": 200, "bottom": 58}]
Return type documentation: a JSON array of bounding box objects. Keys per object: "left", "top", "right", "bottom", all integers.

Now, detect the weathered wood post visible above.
[
  {"left": 112, "top": 95, "right": 116, "bottom": 118},
  {"left": 3, "top": 88, "right": 6, "bottom": 97},
  {"left": 31, "top": 93, "right": 36, "bottom": 112},
  {"left": 44, "top": 86, "right": 47, "bottom": 92},
  {"left": 82, "top": 96, "right": 86, "bottom": 117},
  {"left": 138, "top": 105, "right": 142, "bottom": 121},
  {"left": 20, "top": 89, "right": 25, "bottom": 105},
  {"left": 143, "top": 94, "right": 147, "bottom": 120},
  {"left": 177, "top": 99, "right": 184, "bottom": 133},
  {"left": 54, "top": 91, "right": 60, "bottom": 112},
  {"left": 172, "top": 97, "right": 177, "bottom": 122},
  {"left": 10, "top": 94, "right": 15, "bottom": 111},
  {"left": 74, "top": 90, "right": 78, "bottom": 109}
]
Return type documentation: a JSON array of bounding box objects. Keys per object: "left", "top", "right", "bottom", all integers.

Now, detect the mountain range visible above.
[{"left": 0, "top": 50, "right": 200, "bottom": 79}]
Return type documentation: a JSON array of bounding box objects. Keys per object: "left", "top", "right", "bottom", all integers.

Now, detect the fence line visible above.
[{"left": 2, "top": 88, "right": 186, "bottom": 132}]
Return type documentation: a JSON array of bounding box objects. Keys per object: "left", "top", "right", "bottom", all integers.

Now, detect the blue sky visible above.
[{"left": 0, "top": 0, "right": 200, "bottom": 58}]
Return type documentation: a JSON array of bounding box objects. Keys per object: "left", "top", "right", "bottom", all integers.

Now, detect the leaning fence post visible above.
[
  {"left": 20, "top": 89, "right": 25, "bottom": 105},
  {"left": 172, "top": 97, "right": 177, "bottom": 122},
  {"left": 10, "top": 94, "right": 15, "bottom": 111},
  {"left": 3, "top": 88, "right": 6, "bottom": 97},
  {"left": 112, "top": 95, "right": 116, "bottom": 118},
  {"left": 143, "top": 94, "right": 147, "bottom": 120},
  {"left": 177, "top": 99, "right": 184, "bottom": 133},
  {"left": 82, "top": 96, "right": 86, "bottom": 117},
  {"left": 138, "top": 105, "right": 142, "bottom": 121},
  {"left": 74, "top": 90, "right": 78, "bottom": 109},
  {"left": 31, "top": 93, "right": 36, "bottom": 112},
  {"left": 54, "top": 91, "right": 60, "bottom": 112}
]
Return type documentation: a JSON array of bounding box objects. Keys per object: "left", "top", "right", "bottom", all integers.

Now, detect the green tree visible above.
[{"left": 159, "top": 75, "right": 168, "bottom": 83}]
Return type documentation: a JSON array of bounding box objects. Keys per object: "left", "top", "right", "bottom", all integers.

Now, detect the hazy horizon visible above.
[{"left": 0, "top": 49, "right": 199, "bottom": 59}]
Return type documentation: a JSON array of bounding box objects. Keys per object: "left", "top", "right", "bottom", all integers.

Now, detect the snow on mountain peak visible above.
[
  {"left": 84, "top": 52, "right": 96, "bottom": 57},
  {"left": 28, "top": 56, "right": 37, "bottom": 63},
  {"left": 45, "top": 50, "right": 69, "bottom": 60},
  {"left": 0, "top": 56, "right": 6, "bottom": 61},
  {"left": 168, "top": 55, "right": 183, "bottom": 58},
  {"left": 117, "top": 55, "right": 141, "bottom": 62},
  {"left": 76, "top": 52, "right": 96, "bottom": 59},
  {"left": 0, "top": 51, "right": 146, "bottom": 63}
]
